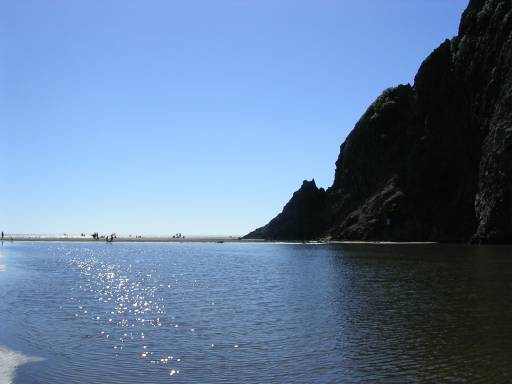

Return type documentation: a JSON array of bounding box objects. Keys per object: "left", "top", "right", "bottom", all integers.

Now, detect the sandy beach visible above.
[
  {"left": 1, "top": 236, "right": 436, "bottom": 245},
  {"left": 1, "top": 235, "right": 253, "bottom": 243}
]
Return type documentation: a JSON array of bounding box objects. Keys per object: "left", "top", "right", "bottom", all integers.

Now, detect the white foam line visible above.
[{"left": 0, "top": 346, "right": 44, "bottom": 384}]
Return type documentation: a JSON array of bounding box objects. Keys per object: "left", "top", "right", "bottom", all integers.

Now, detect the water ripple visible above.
[{"left": 0, "top": 243, "right": 511, "bottom": 383}]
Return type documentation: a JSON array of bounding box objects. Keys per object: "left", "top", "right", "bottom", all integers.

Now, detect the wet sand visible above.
[{"left": 0, "top": 346, "right": 43, "bottom": 384}]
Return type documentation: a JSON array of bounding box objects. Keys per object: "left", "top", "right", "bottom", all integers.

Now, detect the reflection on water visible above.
[{"left": 0, "top": 242, "right": 511, "bottom": 383}]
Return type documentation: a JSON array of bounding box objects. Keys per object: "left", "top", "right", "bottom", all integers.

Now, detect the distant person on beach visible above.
[{"left": 1, "top": 231, "right": 3, "bottom": 240}]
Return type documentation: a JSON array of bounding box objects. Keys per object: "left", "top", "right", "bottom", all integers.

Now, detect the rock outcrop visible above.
[
  {"left": 245, "top": 180, "right": 329, "bottom": 241},
  {"left": 245, "top": 0, "right": 512, "bottom": 243}
]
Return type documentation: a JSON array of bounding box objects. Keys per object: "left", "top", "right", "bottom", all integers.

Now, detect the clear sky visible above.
[{"left": 0, "top": 0, "right": 468, "bottom": 236}]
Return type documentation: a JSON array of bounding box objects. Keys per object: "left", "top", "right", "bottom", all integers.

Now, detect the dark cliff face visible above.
[
  {"left": 244, "top": 180, "right": 328, "bottom": 241},
  {"left": 456, "top": 0, "right": 512, "bottom": 242},
  {"left": 245, "top": 0, "right": 512, "bottom": 243}
]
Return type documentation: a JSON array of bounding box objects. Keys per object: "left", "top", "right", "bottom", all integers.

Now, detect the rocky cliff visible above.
[{"left": 245, "top": 0, "right": 512, "bottom": 243}]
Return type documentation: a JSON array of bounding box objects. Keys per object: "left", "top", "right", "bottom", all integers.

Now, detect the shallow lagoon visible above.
[{"left": 1, "top": 241, "right": 512, "bottom": 383}]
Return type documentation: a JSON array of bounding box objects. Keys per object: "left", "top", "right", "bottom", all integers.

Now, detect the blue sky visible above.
[{"left": 0, "top": 0, "right": 468, "bottom": 236}]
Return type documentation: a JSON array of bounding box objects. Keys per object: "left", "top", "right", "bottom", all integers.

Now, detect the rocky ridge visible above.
[{"left": 245, "top": 0, "right": 512, "bottom": 243}]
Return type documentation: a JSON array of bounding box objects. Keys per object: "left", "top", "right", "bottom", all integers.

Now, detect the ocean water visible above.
[{"left": 1, "top": 241, "right": 512, "bottom": 383}]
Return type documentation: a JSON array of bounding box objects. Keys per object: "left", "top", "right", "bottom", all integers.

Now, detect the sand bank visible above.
[
  {"left": 0, "top": 346, "right": 43, "bottom": 384},
  {"left": 2, "top": 236, "right": 251, "bottom": 243},
  {"left": 1, "top": 236, "right": 436, "bottom": 245}
]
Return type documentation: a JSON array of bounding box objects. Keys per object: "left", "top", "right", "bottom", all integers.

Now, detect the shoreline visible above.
[
  {"left": 1, "top": 236, "right": 250, "bottom": 243},
  {"left": 0, "top": 236, "right": 439, "bottom": 245}
]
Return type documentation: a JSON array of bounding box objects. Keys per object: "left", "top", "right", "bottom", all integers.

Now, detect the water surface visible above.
[{"left": 1, "top": 242, "right": 511, "bottom": 383}]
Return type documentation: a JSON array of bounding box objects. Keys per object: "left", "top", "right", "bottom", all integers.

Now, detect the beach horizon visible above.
[{"left": 1, "top": 235, "right": 438, "bottom": 245}]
